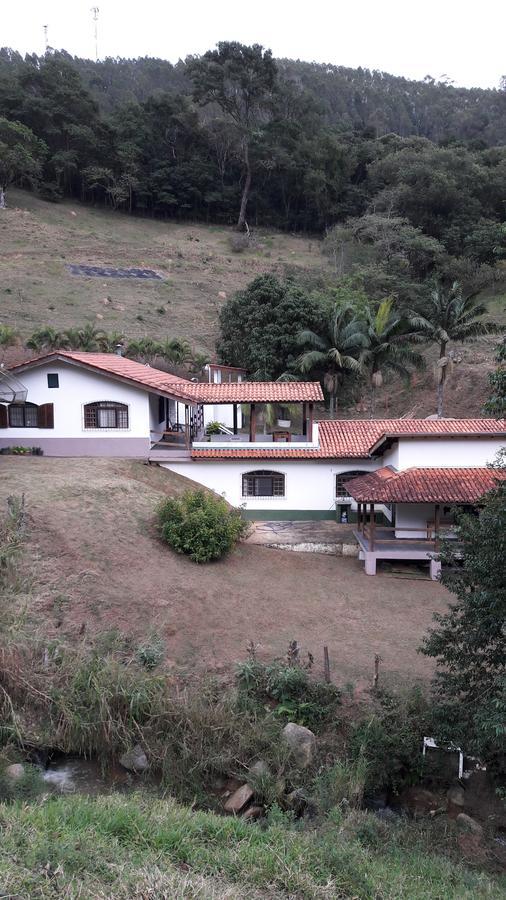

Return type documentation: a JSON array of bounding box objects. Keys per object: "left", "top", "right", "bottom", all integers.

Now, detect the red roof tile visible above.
[
  {"left": 192, "top": 418, "right": 505, "bottom": 459},
  {"left": 10, "top": 353, "right": 322, "bottom": 403},
  {"left": 174, "top": 381, "right": 323, "bottom": 403},
  {"left": 10, "top": 351, "right": 191, "bottom": 395},
  {"left": 345, "top": 466, "right": 506, "bottom": 503}
]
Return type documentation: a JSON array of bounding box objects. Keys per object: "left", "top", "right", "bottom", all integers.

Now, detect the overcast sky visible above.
[{"left": 4, "top": 0, "right": 505, "bottom": 89}]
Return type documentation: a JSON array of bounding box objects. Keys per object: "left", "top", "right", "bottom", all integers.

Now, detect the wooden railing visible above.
[{"left": 359, "top": 523, "right": 441, "bottom": 553}]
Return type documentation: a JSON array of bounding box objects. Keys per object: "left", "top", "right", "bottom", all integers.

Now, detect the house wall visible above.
[
  {"left": 395, "top": 437, "right": 503, "bottom": 469},
  {"left": 161, "top": 458, "right": 382, "bottom": 519},
  {"left": 395, "top": 503, "right": 434, "bottom": 539},
  {"left": 0, "top": 362, "right": 151, "bottom": 456},
  {"left": 202, "top": 404, "right": 243, "bottom": 431}
]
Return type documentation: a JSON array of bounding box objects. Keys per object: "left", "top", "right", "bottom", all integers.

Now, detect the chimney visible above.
[{"left": 115, "top": 343, "right": 123, "bottom": 357}]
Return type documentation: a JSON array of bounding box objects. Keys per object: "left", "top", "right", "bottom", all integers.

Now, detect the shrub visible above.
[
  {"left": 348, "top": 687, "right": 434, "bottom": 796},
  {"left": 135, "top": 632, "right": 165, "bottom": 670},
  {"left": 236, "top": 656, "right": 341, "bottom": 731},
  {"left": 157, "top": 489, "right": 247, "bottom": 563}
]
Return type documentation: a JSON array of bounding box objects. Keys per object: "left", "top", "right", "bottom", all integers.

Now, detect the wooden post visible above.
[
  {"left": 249, "top": 403, "right": 256, "bottom": 442},
  {"left": 434, "top": 503, "right": 440, "bottom": 550},
  {"left": 307, "top": 402, "right": 314, "bottom": 442},
  {"left": 184, "top": 405, "right": 190, "bottom": 449},
  {"left": 323, "top": 646, "right": 331, "bottom": 683},
  {"left": 233, "top": 404, "right": 238, "bottom": 435},
  {"left": 369, "top": 502, "right": 375, "bottom": 551},
  {"left": 357, "top": 502, "right": 362, "bottom": 532},
  {"left": 373, "top": 654, "right": 382, "bottom": 691},
  {"left": 302, "top": 402, "right": 307, "bottom": 436}
]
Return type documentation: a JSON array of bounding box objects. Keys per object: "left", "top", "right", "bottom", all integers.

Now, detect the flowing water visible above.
[{"left": 40, "top": 756, "right": 143, "bottom": 795}]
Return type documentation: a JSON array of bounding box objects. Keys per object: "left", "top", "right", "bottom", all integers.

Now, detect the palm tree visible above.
[
  {"left": 97, "top": 331, "right": 125, "bottom": 353},
  {"left": 296, "top": 304, "right": 365, "bottom": 417},
  {"left": 159, "top": 338, "right": 192, "bottom": 367},
  {"left": 361, "top": 298, "right": 426, "bottom": 417},
  {"left": 410, "top": 282, "right": 497, "bottom": 418},
  {"left": 25, "top": 326, "right": 63, "bottom": 352}
]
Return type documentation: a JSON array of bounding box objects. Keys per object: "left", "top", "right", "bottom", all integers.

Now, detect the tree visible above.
[
  {"left": 361, "top": 298, "right": 425, "bottom": 416},
  {"left": 420, "top": 468, "right": 506, "bottom": 771},
  {"left": 0, "top": 117, "right": 46, "bottom": 205},
  {"left": 296, "top": 304, "right": 365, "bottom": 417},
  {"left": 217, "top": 274, "right": 323, "bottom": 380},
  {"left": 484, "top": 337, "right": 506, "bottom": 418},
  {"left": 157, "top": 489, "right": 247, "bottom": 563},
  {"left": 411, "top": 282, "right": 497, "bottom": 417},
  {"left": 187, "top": 42, "right": 278, "bottom": 230},
  {"left": 0, "top": 325, "right": 18, "bottom": 362}
]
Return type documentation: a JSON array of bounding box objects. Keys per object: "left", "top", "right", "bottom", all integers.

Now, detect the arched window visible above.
[
  {"left": 84, "top": 401, "right": 129, "bottom": 430},
  {"left": 336, "top": 470, "right": 369, "bottom": 497},
  {"left": 8, "top": 402, "right": 39, "bottom": 428},
  {"left": 242, "top": 470, "right": 285, "bottom": 498}
]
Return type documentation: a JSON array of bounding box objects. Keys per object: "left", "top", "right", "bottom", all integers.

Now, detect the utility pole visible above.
[
  {"left": 43, "top": 24, "right": 49, "bottom": 52},
  {"left": 90, "top": 7, "right": 99, "bottom": 61}
]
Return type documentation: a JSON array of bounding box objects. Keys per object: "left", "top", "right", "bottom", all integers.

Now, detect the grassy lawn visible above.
[
  {"left": 0, "top": 457, "right": 449, "bottom": 687},
  {"left": 0, "top": 792, "right": 503, "bottom": 899}
]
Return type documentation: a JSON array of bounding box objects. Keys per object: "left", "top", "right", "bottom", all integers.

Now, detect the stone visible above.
[
  {"left": 4, "top": 763, "right": 24, "bottom": 781},
  {"left": 282, "top": 722, "right": 316, "bottom": 768},
  {"left": 218, "top": 291, "right": 227, "bottom": 299},
  {"left": 342, "top": 543, "right": 359, "bottom": 557},
  {"left": 248, "top": 760, "right": 270, "bottom": 781},
  {"left": 119, "top": 744, "right": 148, "bottom": 773},
  {"left": 447, "top": 785, "right": 466, "bottom": 809},
  {"left": 456, "top": 813, "right": 483, "bottom": 837},
  {"left": 400, "top": 786, "right": 441, "bottom": 817},
  {"left": 223, "top": 783, "right": 254, "bottom": 814},
  {"left": 242, "top": 804, "right": 264, "bottom": 820}
]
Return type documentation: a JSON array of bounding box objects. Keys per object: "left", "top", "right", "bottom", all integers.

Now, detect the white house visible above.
[{"left": 1, "top": 351, "right": 504, "bottom": 578}]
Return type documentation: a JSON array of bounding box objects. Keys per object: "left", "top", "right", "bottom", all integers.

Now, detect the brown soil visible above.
[{"left": 1, "top": 457, "right": 450, "bottom": 686}]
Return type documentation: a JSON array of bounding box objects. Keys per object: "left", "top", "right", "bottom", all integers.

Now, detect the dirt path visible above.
[{"left": 1, "top": 458, "right": 450, "bottom": 686}]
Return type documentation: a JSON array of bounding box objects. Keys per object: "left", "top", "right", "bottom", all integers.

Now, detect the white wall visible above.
[
  {"left": 0, "top": 361, "right": 150, "bottom": 443},
  {"left": 162, "top": 458, "right": 379, "bottom": 513},
  {"left": 395, "top": 503, "right": 434, "bottom": 538},
  {"left": 396, "top": 437, "right": 503, "bottom": 469},
  {"left": 202, "top": 404, "right": 242, "bottom": 431}
]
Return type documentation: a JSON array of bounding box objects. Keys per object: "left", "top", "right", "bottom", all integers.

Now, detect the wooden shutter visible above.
[
  {"left": 0, "top": 405, "right": 7, "bottom": 429},
  {"left": 38, "top": 403, "right": 54, "bottom": 429}
]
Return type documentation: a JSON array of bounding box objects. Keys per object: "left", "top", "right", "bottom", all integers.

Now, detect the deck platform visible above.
[{"left": 354, "top": 528, "right": 441, "bottom": 578}]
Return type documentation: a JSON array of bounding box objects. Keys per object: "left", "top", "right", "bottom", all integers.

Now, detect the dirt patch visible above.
[{"left": 0, "top": 458, "right": 450, "bottom": 686}]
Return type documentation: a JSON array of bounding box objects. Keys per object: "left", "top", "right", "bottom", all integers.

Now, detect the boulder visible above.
[
  {"left": 248, "top": 760, "right": 270, "bottom": 781},
  {"left": 223, "top": 783, "right": 254, "bottom": 814},
  {"left": 4, "top": 763, "right": 24, "bottom": 781},
  {"left": 282, "top": 723, "right": 316, "bottom": 768},
  {"left": 447, "top": 785, "right": 466, "bottom": 817},
  {"left": 242, "top": 804, "right": 264, "bottom": 821},
  {"left": 119, "top": 744, "right": 148, "bottom": 773},
  {"left": 456, "top": 812, "right": 483, "bottom": 837}
]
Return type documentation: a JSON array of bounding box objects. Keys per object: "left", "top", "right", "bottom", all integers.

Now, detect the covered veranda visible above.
[{"left": 345, "top": 465, "right": 504, "bottom": 579}]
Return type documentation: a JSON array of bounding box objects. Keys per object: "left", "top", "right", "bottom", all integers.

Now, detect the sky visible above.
[{"left": 3, "top": 0, "right": 505, "bottom": 90}]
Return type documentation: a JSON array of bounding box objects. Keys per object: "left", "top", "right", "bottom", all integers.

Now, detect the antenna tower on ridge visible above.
[{"left": 90, "top": 7, "right": 99, "bottom": 61}]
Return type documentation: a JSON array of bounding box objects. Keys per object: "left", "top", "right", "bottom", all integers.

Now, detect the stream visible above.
[{"left": 36, "top": 755, "right": 156, "bottom": 795}]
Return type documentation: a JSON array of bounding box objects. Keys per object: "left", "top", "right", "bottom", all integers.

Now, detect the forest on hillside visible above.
[{"left": 0, "top": 45, "right": 505, "bottom": 239}]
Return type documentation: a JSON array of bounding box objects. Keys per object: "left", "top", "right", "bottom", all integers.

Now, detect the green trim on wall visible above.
[{"left": 241, "top": 509, "right": 337, "bottom": 521}]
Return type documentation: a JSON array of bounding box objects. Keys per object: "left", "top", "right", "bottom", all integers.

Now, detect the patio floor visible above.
[{"left": 246, "top": 520, "right": 358, "bottom": 555}]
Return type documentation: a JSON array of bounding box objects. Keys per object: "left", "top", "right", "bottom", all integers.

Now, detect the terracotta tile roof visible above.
[
  {"left": 10, "top": 353, "right": 322, "bottom": 403},
  {"left": 10, "top": 351, "right": 192, "bottom": 395},
  {"left": 173, "top": 381, "right": 324, "bottom": 403},
  {"left": 192, "top": 418, "right": 506, "bottom": 459},
  {"left": 345, "top": 466, "right": 506, "bottom": 503}
]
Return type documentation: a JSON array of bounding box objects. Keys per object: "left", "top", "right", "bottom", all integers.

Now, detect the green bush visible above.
[
  {"left": 157, "top": 489, "right": 247, "bottom": 563},
  {"left": 236, "top": 657, "right": 341, "bottom": 731},
  {"left": 349, "top": 687, "right": 434, "bottom": 796}
]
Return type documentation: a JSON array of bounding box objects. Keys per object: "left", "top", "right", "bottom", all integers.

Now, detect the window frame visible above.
[
  {"left": 83, "top": 401, "right": 129, "bottom": 431},
  {"left": 242, "top": 470, "right": 286, "bottom": 499},
  {"left": 47, "top": 373, "right": 59, "bottom": 389},
  {"left": 335, "top": 470, "right": 370, "bottom": 498},
  {"left": 8, "top": 402, "right": 39, "bottom": 428}
]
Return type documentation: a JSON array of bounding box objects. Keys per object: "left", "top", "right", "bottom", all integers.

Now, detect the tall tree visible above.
[
  {"left": 187, "top": 42, "right": 278, "bottom": 230},
  {"left": 361, "top": 298, "right": 425, "bottom": 416},
  {"left": 0, "top": 117, "right": 46, "bottom": 206},
  {"left": 484, "top": 337, "right": 506, "bottom": 418},
  {"left": 420, "top": 469, "right": 506, "bottom": 771},
  {"left": 411, "top": 282, "right": 497, "bottom": 417},
  {"left": 296, "top": 304, "right": 365, "bottom": 417}
]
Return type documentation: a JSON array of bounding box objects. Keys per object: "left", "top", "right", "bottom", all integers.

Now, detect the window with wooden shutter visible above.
[
  {"left": 38, "top": 403, "right": 54, "bottom": 429},
  {"left": 0, "top": 405, "right": 7, "bottom": 428},
  {"left": 8, "top": 403, "right": 40, "bottom": 427}
]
